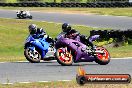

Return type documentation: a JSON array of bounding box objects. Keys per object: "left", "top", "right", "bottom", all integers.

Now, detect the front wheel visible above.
[
  {"left": 95, "top": 47, "right": 110, "bottom": 65},
  {"left": 24, "top": 47, "right": 41, "bottom": 63},
  {"left": 55, "top": 47, "right": 73, "bottom": 66}
]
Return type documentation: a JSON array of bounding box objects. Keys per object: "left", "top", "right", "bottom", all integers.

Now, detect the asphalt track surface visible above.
[
  {"left": 0, "top": 59, "right": 132, "bottom": 84},
  {"left": 0, "top": 10, "right": 132, "bottom": 29},
  {"left": 0, "top": 10, "right": 132, "bottom": 84}
]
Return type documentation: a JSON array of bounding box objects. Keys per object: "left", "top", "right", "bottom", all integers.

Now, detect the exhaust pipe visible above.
[{"left": 95, "top": 50, "right": 104, "bottom": 54}]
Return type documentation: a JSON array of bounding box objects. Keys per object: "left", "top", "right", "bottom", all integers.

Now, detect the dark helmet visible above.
[
  {"left": 62, "top": 23, "right": 71, "bottom": 32},
  {"left": 20, "top": 10, "right": 23, "bottom": 13},
  {"left": 28, "top": 24, "right": 37, "bottom": 34}
]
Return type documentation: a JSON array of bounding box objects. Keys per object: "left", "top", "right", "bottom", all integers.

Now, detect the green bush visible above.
[
  {"left": 128, "top": 38, "right": 132, "bottom": 45},
  {"left": 18, "top": 0, "right": 62, "bottom": 3},
  {"left": 40, "top": 0, "right": 54, "bottom": 2},
  {"left": 6, "top": 0, "right": 17, "bottom": 3}
]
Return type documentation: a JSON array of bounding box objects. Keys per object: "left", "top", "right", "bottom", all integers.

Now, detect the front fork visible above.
[
  {"left": 28, "top": 46, "right": 35, "bottom": 51},
  {"left": 61, "top": 47, "right": 71, "bottom": 55}
]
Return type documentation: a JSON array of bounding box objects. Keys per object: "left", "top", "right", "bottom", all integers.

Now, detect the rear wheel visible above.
[
  {"left": 95, "top": 47, "right": 110, "bottom": 65},
  {"left": 55, "top": 47, "right": 73, "bottom": 66},
  {"left": 24, "top": 47, "right": 41, "bottom": 63}
]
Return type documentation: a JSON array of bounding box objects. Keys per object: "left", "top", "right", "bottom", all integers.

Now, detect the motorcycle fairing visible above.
[
  {"left": 59, "top": 38, "right": 95, "bottom": 62},
  {"left": 25, "top": 35, "right": 50, "bottom": 59}
]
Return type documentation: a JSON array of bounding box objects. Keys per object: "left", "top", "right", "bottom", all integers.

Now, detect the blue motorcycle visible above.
[{"left": 24, "top": 35, "right": 55, "bottom": 63}]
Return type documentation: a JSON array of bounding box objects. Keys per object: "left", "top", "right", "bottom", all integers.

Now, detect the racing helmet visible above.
[
  {"left": 28, "top": 24, "right": 37, "bottom": 34},
  {"left": 62, "top": 23, "right": 71, "bottom": 32}
]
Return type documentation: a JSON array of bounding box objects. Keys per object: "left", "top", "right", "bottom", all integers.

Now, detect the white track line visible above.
[
  {"left": 0, "top": 60, "right": 57, "bottom": 64},
  {"left": 2, "top": 80, "right": 71, "bottom": 85},
  {"left": 111, "top": 57, "right": 132, "bottom": 59},
  {"left": 2, "top": 83, "right": 13, "bottom": 85}
]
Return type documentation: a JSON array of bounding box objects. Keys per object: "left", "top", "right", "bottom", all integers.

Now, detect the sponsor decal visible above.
[{"left": 76, "top": 66, "right": 131, "bottom": 85}]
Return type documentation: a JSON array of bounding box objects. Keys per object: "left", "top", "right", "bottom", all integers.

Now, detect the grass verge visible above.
[
  {"left": 0, "top": 80, "right": 132, "bottom": 88},
  {"left": 1, "top": 7, "right": 132, "bottom": 17},
  {"left": 0, "top": 18, "right": 132, "bottom": 62}
]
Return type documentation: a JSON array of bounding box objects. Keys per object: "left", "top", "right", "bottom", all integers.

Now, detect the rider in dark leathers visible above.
[
  {"left": 28, "top": 24, "right": 54, "bottom": 44},
  {"left": 61, "top": 23, "right": 94, "bottom": 49}
]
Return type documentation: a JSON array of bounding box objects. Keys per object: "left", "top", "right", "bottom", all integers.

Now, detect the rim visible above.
[
  {"left": 27, "top": 48, "right": 40, "bottom": 61},
  {"left": 96, "top": 47, "right": 110, "bottom": 61},
  {"left": 57, "top": 48, "right": 73, "bottom": 64}
]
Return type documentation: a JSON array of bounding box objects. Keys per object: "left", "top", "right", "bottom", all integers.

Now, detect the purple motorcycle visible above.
[{"left": 55, "top": 33, "right": 110, "bottom": 66}]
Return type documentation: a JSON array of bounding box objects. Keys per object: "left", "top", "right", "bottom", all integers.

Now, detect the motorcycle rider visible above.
[
  {"left": 19, "top": 10, "right": 25, "bottom": 15},
  {"left": 17, "top": 10, "right": 30, "bottom": 17},
  {"left": 25, "top": 11, "right": 31, "bottom": 17},
  {"left": 28, "top": 24, "right": 54, "bottom": 44},
  {"left": 16, "top": 10, "right": 20, "bottom": 14},
  {"left": 61, "top": 23, "right": 96, "bottom": 49},
  {"left": 16, "top": 10, "right": 25, "bottom": 18}
]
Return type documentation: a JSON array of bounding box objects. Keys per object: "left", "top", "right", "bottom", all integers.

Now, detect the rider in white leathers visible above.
[{"left": 16, "top": 10, "right": 32, "bottom": 18}]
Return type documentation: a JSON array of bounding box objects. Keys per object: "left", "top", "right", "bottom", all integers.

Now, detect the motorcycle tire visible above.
[
  {"left": 95, "top": 47, "right": 110, "bottom": 65},
  {"left": 24, "top": 48, "right": 41, "bottom": 63},
  {"left": 55, "top": 47, "right": 73, "bottom": 66},
  {"left": 29, "top": 16, "right": 32, "bottom": 19}
]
